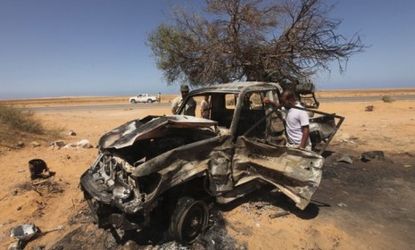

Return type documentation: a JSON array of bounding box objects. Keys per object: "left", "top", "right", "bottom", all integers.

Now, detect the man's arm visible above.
[
  {"left": 200, "top": 101, "right": 207, "bottom": 117},
  {"left": 298, "top": 109, "right": 310, "bottom": 149},
  {"left": 171, "top": 98, "right": 179, "bottom": 114},
  {"left": 263, "top": 98, "right": 282, "bottom": 109},
  {"left": 299, "top": 125, "right": 310, "bottom": 149}
]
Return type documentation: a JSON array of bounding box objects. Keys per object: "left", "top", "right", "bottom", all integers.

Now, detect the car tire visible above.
[
  {"left": 85, "top": 194, "right": 111, "bottom": 228},
  {"left": 169, "top": 197, "right": 209, "bottom": 244},
  {"left": 147, "top": 99, "right": 153, "bottom": 103},
  {"left": 130, "top": 99, "right": 136, "bottom": 104}
]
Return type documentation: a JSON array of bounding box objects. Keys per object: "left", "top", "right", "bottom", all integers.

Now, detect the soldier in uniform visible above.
[{"left": 171, "top": 84, "right": 196, "bottom": 116}]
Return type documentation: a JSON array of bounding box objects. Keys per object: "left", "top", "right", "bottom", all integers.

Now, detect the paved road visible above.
[
  {"left": 27, "top": 95, "right": 415, "bottom": 112},
  {"left": 29, "top": 102, "right": 171, "bottom": 112}
]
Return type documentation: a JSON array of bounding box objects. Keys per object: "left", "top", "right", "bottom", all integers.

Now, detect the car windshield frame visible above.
[{"left": 178, "top": 83, "right": 283, "bottom": 138}]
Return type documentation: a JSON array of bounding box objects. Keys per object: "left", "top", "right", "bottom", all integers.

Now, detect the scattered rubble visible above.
[
  {"left": 10, "top": 224, "right": 40, "bottom": 249},
  {"left": 336, "top": 134, "right": 359, "bottom": 144},
  {"left": 63, "top": 143, "right": 76, "bottom": 149},
  {"left": 68, "top": 130, "right": 77, "bottom": 136},
  {"left": 337, "top": 202, "right": 348, "bottom": 208},
  {"left": 336, "top": 154, "right": 354, "bottom": 165},
  {"left": 32, "top": 179, "right": 64, "bottom": 195},
  {"left": 8, "top": 241, "right": 22, "bottom": 250},
  {"left": 49, "top": 140, "right": 66, "bottom": 149},
  {"left": 241, "top": 201, "right": 275, "bottom": 215},
  {"left": 52, "top": 210, "right": 242, "bottom": 250},
  {"left": 16, "top": 141, "right": 25, "bottom": 148},
  {"left": 365, "top": 105, "right": 374, "bottom": 112},
  {"left": 63, "top": 139, "right": 93, "bottom": 149},
  {"left": 9, "top": 224, "right": 64, "bottom": 250},
  {"left": 361, "top": 151, "right": 385, "bottom": 162},
  {"left": 15, "top": 178, "right": 65, "bottom": 198},
  {"left": 10, "top": 224, "right": 40, "bottom": 241},
  {"left": 77, "top": 139, "right": 93, "bottom": 148},
  {"left": 268, "top": 209, "right": 290, "bottom": 219}
]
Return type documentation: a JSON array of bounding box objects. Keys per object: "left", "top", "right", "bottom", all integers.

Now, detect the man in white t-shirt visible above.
[
  {"left": 264, "top": 90, "right": 311, "bottom": 150},
  {"left": 281, "top": 90, "right": 311, "bottom": 150}
]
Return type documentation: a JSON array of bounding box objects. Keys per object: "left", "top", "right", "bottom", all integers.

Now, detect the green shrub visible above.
[{"left": 382, "top": 95, "right": 394, "bottom": 103}]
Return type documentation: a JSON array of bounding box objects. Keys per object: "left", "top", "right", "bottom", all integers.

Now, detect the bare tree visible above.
[{"left": 148, "top": 0, "right": 364, "bottom": 86}]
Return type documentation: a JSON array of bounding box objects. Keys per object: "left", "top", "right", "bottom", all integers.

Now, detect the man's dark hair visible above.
[
  {"left": 180, "top": 84, "right": 189, "bottom": 92},
  {"left": 282, "top": 90, "right": 296, "bottom": 101}
]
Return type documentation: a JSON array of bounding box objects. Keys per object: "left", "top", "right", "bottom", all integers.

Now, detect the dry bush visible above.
[
  {"left": 0, "top": 105, "right": 62, "bottom": 148},
  {"left": 0, "top": 105, "right": 44, "bottom": 134},
  {"left": 382, "top": 96, "right": 394, "bottom": 103}
]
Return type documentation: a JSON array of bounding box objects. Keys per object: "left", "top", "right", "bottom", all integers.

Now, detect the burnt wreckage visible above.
[{"left": 80, "top": 82, "right": 344, "bottom": 243}]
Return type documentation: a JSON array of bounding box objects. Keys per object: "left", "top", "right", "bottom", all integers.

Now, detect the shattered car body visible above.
[{"left": 80, "top": 82, "right": 344, "bottom": 243}]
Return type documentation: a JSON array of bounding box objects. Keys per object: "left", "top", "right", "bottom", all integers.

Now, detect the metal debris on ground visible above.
[
  {"left": 10, "top": 224, "right": 64, "bottom": 250},
  {"left": 8, "top": 241, "right": 23, "bottom": 250},
  {"left": 336, "top": 134, "right": 359, "bottom": 144},
  {"left": 336, "top": 154, "right": 354, "bottom": 165},
  {"left": 10, "top": 223, "right": 40, "bottom": 249},
  {"left": 16, "top": 179, "right": 65, "bottom": 197},
  {"left": 77, "top": 139, "right": 93, "bottom": 148},
  {"left": 241, "top": 201, "right": 275, "bottom": 216},
  {"left": 361, "top": 151, "right": 385, "bottom": 162},
  {"left": 68, "top": 130, "right": 77, "bottom": 136},
  {"left": 337, "top": 202, "right": 348, "bottom": 208},
  {"left": 269, "top": 209, "right": 290, "bottom": 219},
  {"left": 365, "top": 105, "right": 374, "bottom": 112},
  {"left": 31, "top": 179, "right": 64, "bottom": 195},
  {"left": 49, "top": 140, "right": 66, "bottom": 149},
  {"left": 63, "top": 139, "right": 93, "bottom": 149},
  {"left": 10, "top": 224, "right": 40, "bottom": 241},
  {"left": 28, "top": 159, "right": 55, "bottom": 180},
  {"left": 42, "top": 225, "right": 64, "bottom": 234}
]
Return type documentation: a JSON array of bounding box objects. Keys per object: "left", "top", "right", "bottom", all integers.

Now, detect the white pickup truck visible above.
[{"left": 129, "top": 93, "right": 159, "bottom": 103}]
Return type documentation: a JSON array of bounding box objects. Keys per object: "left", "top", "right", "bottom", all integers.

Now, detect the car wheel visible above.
[
  {"left": 85, "top": 195, "right": 111, "bottom": 228},
  {"left": 147, "top": 99, "right": 153, "bottom": 103},
  {"left": 130, "top": 99, "right": 136, "bottom": 104},
  {"left": 169, "top": 197, "right": 209, "bottom": 244}
]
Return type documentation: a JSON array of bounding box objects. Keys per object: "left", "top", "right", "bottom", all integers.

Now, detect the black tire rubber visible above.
[
  {"left": 130, "top": 99, "right": 136, "bottom": 104},
  {"left": 169, "top": 197, "right": 209, "bottom": 244},
  {"left": 83, "top": 190, "right": 114, "bottom": 229},
  {"left": 147, "top": 99, "right": 153, "bottom": 103}
]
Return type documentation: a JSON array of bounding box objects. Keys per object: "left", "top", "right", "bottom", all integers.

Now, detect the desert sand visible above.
[{"left": 0, "top": 90, "right": 414, "bottom": 249}]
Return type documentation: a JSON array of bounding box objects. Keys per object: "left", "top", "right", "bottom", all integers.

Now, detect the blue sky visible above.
[{"left": 0, "top": 0, "right": 414, "bottom": 99}]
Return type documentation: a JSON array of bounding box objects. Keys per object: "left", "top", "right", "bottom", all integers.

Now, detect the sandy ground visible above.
[{"left": 0, "top": 93, "right": 414, "bottom": 249}]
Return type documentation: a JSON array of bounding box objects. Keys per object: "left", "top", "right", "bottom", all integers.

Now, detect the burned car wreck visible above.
[{"left": 80, "top": 82, "right": 344, "bottom": 243}]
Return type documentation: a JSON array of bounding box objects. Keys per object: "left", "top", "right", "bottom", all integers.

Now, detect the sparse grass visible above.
[
  {"left": 0, "top": 105, "right": 45, "bottom": 134},
  {"left": 0, "top": 105, "right": 62, "bottom": 149}
]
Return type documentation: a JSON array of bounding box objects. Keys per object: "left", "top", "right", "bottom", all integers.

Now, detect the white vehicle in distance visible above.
[{"left": 129, "top": 93, "right": 159, "bottom": 103}]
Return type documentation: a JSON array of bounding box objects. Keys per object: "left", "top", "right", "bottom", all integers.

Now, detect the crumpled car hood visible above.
[{"left": 98, "top": 115, "right": 218, "bottom": 149}]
